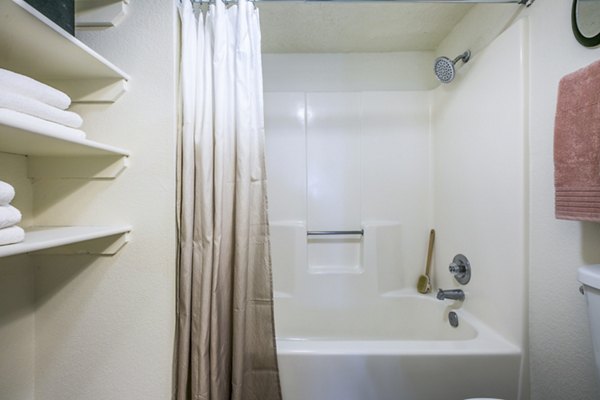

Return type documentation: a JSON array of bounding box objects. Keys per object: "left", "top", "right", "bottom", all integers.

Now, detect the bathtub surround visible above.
[
  {"left": 264, "top": 16, "right": 526, "bottom": 400},
  {"left": 554, "top": 59, "right": 600, "bottom": 222},
  {"left": 433, "top": 18, "right": 527, "bottom": 350},
  {"left": 263, "top": 3, "right": 600, "bottom": 398},
  {"left": 265, "top": 90, "right": 431, "bottom": 300},
  {"left": 175, "top": 1, "right": 282, "bottom": 399}
]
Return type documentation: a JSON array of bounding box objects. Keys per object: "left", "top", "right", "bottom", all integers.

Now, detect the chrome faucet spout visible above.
[{"left": 436, "top": 288, "right": 465, "bottom": 301}]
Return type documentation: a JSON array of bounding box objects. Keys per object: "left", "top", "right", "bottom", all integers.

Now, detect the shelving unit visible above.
[
  {"left": 75, "top": 0, "right": 130, "bottom": 29},
  {"left": 0, "top": 110, "right": 129, "bottom": 157},
  {"left": 0, "top": 226, "right": 132, "bottom": 258},
  {"left": 0, "top": 0, "right": 130, "bottom": 103},
  {"left": 0, "top": 0, "right": 132, "bottom": 255}
]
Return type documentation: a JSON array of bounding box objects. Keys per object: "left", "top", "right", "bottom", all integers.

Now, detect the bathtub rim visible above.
[{"left": 275, "top": 294, "right": 521, "bottom": 356}]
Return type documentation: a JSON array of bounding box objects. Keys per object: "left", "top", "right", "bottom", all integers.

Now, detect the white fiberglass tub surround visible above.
[
  {"left": 264, "top": 19, "right": 527, "bottom": 400},
  {"left": 275, "top": 293, "right": 520, "bottom": 400}
]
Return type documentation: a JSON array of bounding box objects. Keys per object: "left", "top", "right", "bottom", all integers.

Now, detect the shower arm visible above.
[{"left": 452, "top": 50, "right": 471, "bottom": 65}]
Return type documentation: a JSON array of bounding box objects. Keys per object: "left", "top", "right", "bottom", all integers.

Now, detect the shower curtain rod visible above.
[{"left": 192, "top": 0, "right": 532, "bottom": 4}]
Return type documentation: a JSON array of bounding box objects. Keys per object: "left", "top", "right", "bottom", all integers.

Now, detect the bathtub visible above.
[{"left": 274, "top": 292, "right": 521, "bottom": 400}]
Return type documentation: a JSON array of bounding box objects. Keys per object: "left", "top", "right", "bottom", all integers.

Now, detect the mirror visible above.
[{"left": 573, "top": 0, "right": 600, "bottom": 47}]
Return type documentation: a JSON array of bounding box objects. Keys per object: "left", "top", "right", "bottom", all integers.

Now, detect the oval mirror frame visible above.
[{"left": 572, "top": 0, "right": 600, "bottom": 47}]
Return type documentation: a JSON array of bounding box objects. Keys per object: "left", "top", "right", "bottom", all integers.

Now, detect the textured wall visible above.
[
  {"left": 0, "top": 255, "right": 34, "bottom": 400},
  {"left": 32, "top": 1, "right": 178, "bottom": 399},
  {"left": 522, "top": 1, "right": 600, "bottom": 399},
  {"left": 0, "top": 140, "right": 36, "bottom": 400}
]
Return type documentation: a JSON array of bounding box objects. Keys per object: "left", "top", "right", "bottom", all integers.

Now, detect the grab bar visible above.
[{"left": 307, "top": 230, "right": 364, "bottom": 236}]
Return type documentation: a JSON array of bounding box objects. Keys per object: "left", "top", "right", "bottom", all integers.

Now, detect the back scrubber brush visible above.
[{"left": 417, "top": 229, "right": 435, "bottom": 294}]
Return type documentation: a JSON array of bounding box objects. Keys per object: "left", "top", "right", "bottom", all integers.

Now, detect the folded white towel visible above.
[
  {"left": 0, "top": 68, "right": 71, "bottom": 110},
  {"left": 0, "top": 91, "right": 82, "bottom": 128},
  {"left": 0, "top": 205, "right": 22, "bottom": 229},
  {"left": 0, "top": 108, "right": 86, "bottom": 140},
  {"left": 0, "top": 181, "right": 15, "bottom": 206},
  {"left": 0, "top": 226, "right": 25, "bottom": 246}
]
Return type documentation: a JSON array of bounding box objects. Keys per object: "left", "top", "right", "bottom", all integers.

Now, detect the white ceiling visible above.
[{"left": 257, "top": 3, "right": 474, "bottom": 53}]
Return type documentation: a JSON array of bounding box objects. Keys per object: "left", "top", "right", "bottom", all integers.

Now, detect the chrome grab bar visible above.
[{"left": 307, "top": 230, "right": 364, "bottom": 236}]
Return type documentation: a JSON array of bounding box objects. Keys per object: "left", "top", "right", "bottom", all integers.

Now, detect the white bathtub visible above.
[{"left": 275, "top": 292, "right": 521, "bottom": 400}]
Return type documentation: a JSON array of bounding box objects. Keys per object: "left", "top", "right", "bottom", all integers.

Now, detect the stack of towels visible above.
[
  {"left": 0, "top": 68, "right": 86, "bottom": 139},
  {"left": 0, "top": 181, "right": 24, "bottom": 246}
]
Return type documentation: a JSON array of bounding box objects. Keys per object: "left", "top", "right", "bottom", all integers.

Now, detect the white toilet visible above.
[
  {"left": 579, "top": 264, "right": 600, "bottom": 382},
  {"left": 463, "top": 265, "right": 600, "bottom": 400},
  {"left": 463, "top": 266, "right": 600, "bottom": 400}
]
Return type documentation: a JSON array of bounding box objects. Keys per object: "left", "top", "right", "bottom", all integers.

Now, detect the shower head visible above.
[{"left": 434, "top": 50, "right": 471, "bottom": 84}]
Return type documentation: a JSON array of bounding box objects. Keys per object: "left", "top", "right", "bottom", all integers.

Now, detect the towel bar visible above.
[{"left": 307, "top": 230, "right": 364, "bottom": 236}]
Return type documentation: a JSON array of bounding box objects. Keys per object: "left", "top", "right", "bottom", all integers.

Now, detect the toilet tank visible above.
[{"left": 579, "top": 265, "right": 600, "bottom": 382}]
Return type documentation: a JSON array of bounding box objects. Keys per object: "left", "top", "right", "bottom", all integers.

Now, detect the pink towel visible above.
[{"left": 554, "top": 59, "right": 600, "bottom": 221}]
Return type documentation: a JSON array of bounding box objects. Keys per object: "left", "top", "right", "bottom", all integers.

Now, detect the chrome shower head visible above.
[{"left": 434, "top": 50, "right": 471, "bottom": 84}]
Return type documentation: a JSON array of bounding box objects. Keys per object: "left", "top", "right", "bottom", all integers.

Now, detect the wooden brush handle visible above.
[{"left": 425, "top": 229, "right": 435, "bottom": 276}]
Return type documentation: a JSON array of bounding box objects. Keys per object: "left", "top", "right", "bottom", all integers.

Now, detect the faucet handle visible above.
[
  {"left": 449, "top": 262, "right": 465, "bottom": 274},
  {"left": 449, "top": 254, "right": 471, "bottom": 285}
]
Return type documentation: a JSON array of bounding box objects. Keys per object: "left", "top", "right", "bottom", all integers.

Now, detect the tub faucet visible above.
[{"left": 436, "top": 288, "right": 465, "bottom": 301}]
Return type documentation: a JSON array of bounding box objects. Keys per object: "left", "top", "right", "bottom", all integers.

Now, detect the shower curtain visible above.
[{"left": 175, "top": 1, "right": 282, "bottom": 399}]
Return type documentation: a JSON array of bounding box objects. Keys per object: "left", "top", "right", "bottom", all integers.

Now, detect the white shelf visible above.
[
  {"left": 75, "top": 0, "right": 129, "bottom": 29},
  {"left": 0, "top": 0, "right": 130, "bottom": 103},
  {"left": 0, "top": 110, "right": 129, "bottom": 157},
  {"left": 0, "top": 225, "right": 132, "bottom": 258}
]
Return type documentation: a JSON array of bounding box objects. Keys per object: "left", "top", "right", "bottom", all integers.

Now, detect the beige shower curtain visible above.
[{"left": 174, "top": 1, "right": 282, "bottom": 399}]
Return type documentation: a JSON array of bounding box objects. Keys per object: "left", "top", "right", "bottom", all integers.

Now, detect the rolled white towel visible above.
[
  {"left": 0, "top": 205, "right": 22, "bottom": 229},
  {"left": 0, "top": 181, "right": 15, "bottom": 206},
  {"left": 0, "top": 68, "right": 71, "bottom": 110},
  {"left": 0, "top": 91, "right": 83, "bottom": 128},
  {"left": 0, "top": 109, "right": 86, "bottom": 140},
  {"left": 0, "top": 226, "right": 25, "bottom": 246}
]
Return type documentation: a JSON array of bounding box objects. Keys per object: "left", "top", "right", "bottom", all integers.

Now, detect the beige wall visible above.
[
  {"left": 0, "top": 254, "right": 34, "bottom": 400},
  {"left": 33, "top": 1, "right": 178, "bottom": 399},
  {"left": 0, "top": 1, "right": 178, "bottom": 399},
  {"left": 521, "top": 1, "right": 600, "bottom": 399},
  {"left": 0, "top": 113, "right": 37, "bottom": 400}
]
